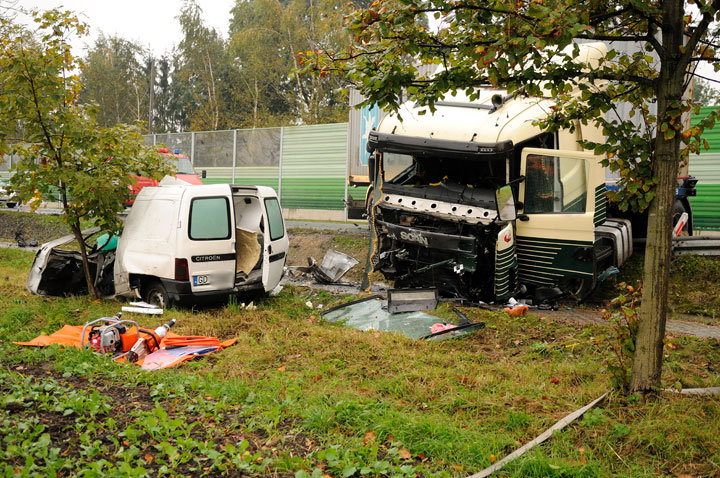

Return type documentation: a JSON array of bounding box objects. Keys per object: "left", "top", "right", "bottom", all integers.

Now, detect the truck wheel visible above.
[
  {"left": 672, "top": 201, "right": 689, "bottom": 237},
  {"left": 561, "top": 277, "right": 594, "bottom": 301},
  {"left": 142, "top": 280, "right": 171, "bottom": 308}
]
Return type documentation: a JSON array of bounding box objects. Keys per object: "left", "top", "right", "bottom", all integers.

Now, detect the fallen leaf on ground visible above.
[
  {"left": 398, "top": 449, "right": 412, "bottom": 459},
  {"left": 363, "top": 431, "right": 376, "bottom": 445}
]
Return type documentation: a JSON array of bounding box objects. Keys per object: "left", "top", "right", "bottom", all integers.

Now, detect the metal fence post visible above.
[
  {"left": 344, "top": 124, "right": 349, "bottom": 222},
  {"left": 277, "top": 127, "right": 284, "bottom": 201},
  {"left": 152, "top": 134, "right": 157, "bottom": 146},
  {"left": 232, "top": 129, "right": 237, "bottom": 184},
  {"left": 190, "top": 131, "right": 196, "bottom": 166}
]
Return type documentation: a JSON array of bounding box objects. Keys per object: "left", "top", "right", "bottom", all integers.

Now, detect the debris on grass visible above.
[{"left": 322, "top": 296, "right": 484, "bottom": 340}]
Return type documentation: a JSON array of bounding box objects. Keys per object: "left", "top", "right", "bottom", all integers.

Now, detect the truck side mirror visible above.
[
  {"left": 495, "top": 185, "right": 517, "bottom": 221},
  {"left": 201, "top": 170, "right": 207, "bottom": 179},
  {"left": 368, "top": 154, "right": 376, "bottom": 184}
]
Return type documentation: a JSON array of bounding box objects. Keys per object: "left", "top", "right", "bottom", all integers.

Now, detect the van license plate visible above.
[{"left": 193, "top": 275, "right": 210, "bottom": 286}]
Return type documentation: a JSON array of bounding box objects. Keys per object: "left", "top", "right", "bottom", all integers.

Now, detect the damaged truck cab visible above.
[{"left": 366, "top": 68, "right": 633, "bottom": 302}]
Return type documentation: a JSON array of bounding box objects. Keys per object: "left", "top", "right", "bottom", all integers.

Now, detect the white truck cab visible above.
[{"left": 27, "top": 183, "right": 289, "bottom": 307}]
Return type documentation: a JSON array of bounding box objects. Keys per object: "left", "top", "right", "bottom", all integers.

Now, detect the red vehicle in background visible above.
[{"left": 126, "top": 148, "right": 204, "bottom": 206}]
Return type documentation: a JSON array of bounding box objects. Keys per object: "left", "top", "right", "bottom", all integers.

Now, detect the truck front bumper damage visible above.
[{"left": 371, "top": 198, "right": 515, "bottom": 302}]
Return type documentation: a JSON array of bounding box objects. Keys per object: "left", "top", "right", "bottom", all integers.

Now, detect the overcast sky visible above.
[
  {"left": 16, "top": 0, "right": 236, "bottom": 57},
  {"left": 13, "top": 0, "right": 720, "bottom": 85}
]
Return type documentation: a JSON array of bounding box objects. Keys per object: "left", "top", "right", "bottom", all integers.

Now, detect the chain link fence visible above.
[
  {"left": 1, "top": 124, "right": 349, "bottom": 217},
  {"left": 145, "top": 123, "right": 348, "bottom": 215}
]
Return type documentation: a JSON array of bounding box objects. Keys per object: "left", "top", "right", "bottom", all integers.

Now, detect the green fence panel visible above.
[
  {"left": 691, "top": 106, "right": 720, "bottom": 153},
  {"left": 690, "top": 183, "right": 720, "bottom": 231},
  {"left": 280, "top": 123, "right": 348, "bottom": 210},
  {"left": 689, "top": 108, "right": 720, "bottom": 230}
]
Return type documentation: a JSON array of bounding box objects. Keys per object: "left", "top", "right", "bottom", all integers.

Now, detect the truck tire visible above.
[
  {"left": 561, "top": 277, "right": 594, "bottom": 301},
  {"left": 142, "top": 280, "right": 171, "bottom": 308}
]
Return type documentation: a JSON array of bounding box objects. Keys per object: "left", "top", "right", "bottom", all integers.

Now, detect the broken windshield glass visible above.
[{"left": 322, "top": 296, "right": 484, "bottom": 341}]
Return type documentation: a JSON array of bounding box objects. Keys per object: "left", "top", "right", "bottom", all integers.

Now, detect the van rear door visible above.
[
  {"left": 261, "top": 194, "right": 288, "bottom": 291},
  {"left": 182, "top": 186, "right": 236, "bottom": 293}
]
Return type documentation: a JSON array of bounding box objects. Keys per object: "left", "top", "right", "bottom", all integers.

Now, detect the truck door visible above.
[
  {"left": 184, "top": 189, "right": 236, "bottom": 293},
  {"left": 261, "top": 196, "right": 289, "bottom": 291},
  {"left": 516, "top": 147, "right": 605, "bottom": 289}
]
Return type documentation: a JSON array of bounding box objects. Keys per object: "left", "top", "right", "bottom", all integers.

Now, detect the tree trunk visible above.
[
  {"left": 70, "top": 219, "right": 99, "bottom": 300},
  {"left": 630, "top": 132, "right": 677, "bottom": 393},
  {"left": 60, "top": 184, "right": 98, "bottom": 299},
  {"left": 630, "top": 0, "right": 685, "bottom": 394}
]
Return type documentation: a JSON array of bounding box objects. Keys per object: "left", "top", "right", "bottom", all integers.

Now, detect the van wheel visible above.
[{"left": 143, "top": 280, "right": 171, "bottom": 308}]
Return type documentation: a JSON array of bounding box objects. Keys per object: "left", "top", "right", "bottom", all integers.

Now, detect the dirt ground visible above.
[{"left": 286, "top": 229, "right": 370, "bottom": 283}]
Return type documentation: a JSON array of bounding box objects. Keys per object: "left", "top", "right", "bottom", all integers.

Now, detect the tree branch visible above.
[
  {"left": 19, "top": 47, "right": 59, "bottom": 163},
  {"left": 679, "top": 0, "right": 720, "bottom": 70},
  {"left": 689, "top": 72, "right": 720, "bottom": 84}
]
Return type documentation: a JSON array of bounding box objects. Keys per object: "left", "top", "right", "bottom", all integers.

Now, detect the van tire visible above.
[{"left": 142, "top": 280, "right": 171, "bottom": 308}]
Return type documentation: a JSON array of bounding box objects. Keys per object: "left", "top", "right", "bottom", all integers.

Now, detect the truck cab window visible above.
[
  {"left": 189, "top": 197, "right": 231, "bottom": 240},
  {"left": 525, "top": 154, "right": 586, "bottom": 213},
  {"left": 382, "top": 152, "right": 414, "bottom": 182}
]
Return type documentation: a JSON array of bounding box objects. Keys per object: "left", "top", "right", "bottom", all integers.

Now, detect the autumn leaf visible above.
[
  {"left": 277, "top": 365, "right": 286, "bottom": 372},
  {"left": 550, "top": 377, "right": 560, "bottom": 384},
  {"left": 144, "top": 454, "right": 154, "bottom": 463},
  {"left": 363, "top": 430, "right": 376, "bottom": 445},
  {"left": 398, "top": 448, "right": 412, "bottom": 459},
  {"left": 490, "top": 454, "right": 498, "bottom": 463}
]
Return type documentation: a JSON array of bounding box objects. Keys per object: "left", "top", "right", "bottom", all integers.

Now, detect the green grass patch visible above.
[{"left": 1, "top": 246, "right": 720, "bottom": 476}]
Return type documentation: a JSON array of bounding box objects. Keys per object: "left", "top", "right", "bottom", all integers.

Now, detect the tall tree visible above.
[
  {"left": 0, "top": 9, "right": 170, "bottom": 298},
  {"left": 306, "top": 0, "right": 720, "bottom": 394},
  {"left": 173, "top": 0, "right": 229, "bottom": 131},
  {"left": 80, "top": 35, "right": 150, "bottom": 127},
  {"left": 152, "top": 55, "right": 177, "bottom": 132},
  {"left": 228, "top": 0, "right": 350, "bottom": 126},
  {"left": 694, "top": 78, "right": 720, "bottom": 105}
]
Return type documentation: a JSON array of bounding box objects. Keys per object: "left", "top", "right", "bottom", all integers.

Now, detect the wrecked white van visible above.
[{"left": 27, "top": 184, "right": 289, "bottom": 307}]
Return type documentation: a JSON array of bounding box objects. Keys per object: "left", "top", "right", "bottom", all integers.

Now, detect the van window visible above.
[
  {"left": 264, "top": 197, "right": 285, "bottom": 241},
  {"left": 189, "top": 197, "right": 231, "bottom": 240}
]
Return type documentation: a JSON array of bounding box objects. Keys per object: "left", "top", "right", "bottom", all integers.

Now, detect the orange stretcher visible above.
[{"left": 14, "top": 325, "right": 236, "bottom": 370}]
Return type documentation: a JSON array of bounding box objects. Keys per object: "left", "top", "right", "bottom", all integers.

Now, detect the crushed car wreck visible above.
[{"left": 27, "top": 184, "right": 288, "bottom": 307}]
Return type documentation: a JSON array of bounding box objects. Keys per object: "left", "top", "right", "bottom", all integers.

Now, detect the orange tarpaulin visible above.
[
  {"left": 14, "top": 325, "right": 237, "bottom": 369},
  {"left": 13, "top": 325, "right": 91, "bottom": 348}
]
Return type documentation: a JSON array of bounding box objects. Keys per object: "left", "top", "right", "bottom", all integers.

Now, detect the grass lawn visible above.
[{"left": 1, "top": 246, "right": 720, "bottom": 476}]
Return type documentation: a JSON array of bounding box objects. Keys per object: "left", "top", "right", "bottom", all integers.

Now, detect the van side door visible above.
[{"left": 516, "top": 147, "right": 605, "bottom": 289}]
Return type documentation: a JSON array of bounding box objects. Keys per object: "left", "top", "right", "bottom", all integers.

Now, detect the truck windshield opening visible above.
[{"left": 382, "top": 152, "right": 507, "bottom": 189}]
